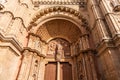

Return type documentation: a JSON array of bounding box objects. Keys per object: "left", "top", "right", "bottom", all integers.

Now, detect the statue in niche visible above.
[
  {"left": 55, "top": 42, "right": 64, "bottom": 61},
  {"left": 77, "top": 59, "right": 85, "bottom": 80}
]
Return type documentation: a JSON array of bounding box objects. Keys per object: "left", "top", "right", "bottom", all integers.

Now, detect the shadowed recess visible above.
[{"left": 36, "top": 19, "right": 81, "bottom": 43}]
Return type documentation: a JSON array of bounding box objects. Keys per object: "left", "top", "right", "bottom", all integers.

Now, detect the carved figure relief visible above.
[
  {"left": 78, "top": 60, "right": 84, "bottom": 80},
  {"left": 47, "top": 38, "right": 70, "bottom": 59},
  {"left": 77, "top": 56, "right": 85, "bottom": 80},
  {"left": 28, "top": 35, "right": 43, "bottom": 54},
  {"left": 47, "top": 41, "right": 57, "bottom": 55},
  {"left": 55, "top": 42, "right": 64, "bottom": 61}
]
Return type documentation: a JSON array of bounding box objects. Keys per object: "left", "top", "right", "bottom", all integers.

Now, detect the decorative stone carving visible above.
[
  {"left": 55, "top": 42, "right": 64, "bottom": 61},
  {"left": 47, "top": 38, "right": 70, "bottom": 58},
  {"left": 28, "top": 35, "right": 42, "bottom": 54},
  {"left": 28, "top": 6, "right": 87, "bottom": 30},
  {"left": 47, "top": 41, "right": 57, "bottom": 55},
  {"left": 79, "top": 0, "right": 87, "bottom": 8},
  {"left": 111, "top": 0, "right": 120, "bottom": 11},
  {"left": 77, "top": 56, "right": 85, "bottom": 80},
  {"left": 34, "top": 37, "right": 41, "bottom": 50},
  {"left": 33, "top": 1, "right": 40, "bottom": 7},
  {"left": 31, "top": 0, "right": 84, "bottom": 5}
]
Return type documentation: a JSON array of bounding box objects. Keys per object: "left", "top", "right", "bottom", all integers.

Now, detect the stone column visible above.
[{"left": 57, "top": 61, "right": 60, "bottom": 80}]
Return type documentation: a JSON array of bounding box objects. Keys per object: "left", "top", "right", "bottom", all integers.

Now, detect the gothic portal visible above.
[{"left": 0, "top": 0, "right": 120, "bottom": 80}]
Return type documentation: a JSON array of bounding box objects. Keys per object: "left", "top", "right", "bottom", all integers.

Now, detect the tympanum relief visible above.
[{"left": 47, "top": 38, "right": 71, "bottom": 60}]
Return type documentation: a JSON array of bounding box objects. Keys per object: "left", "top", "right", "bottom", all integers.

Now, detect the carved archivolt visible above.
[{"left": 28, "top": 6, "right": 88, "bottom": 31}]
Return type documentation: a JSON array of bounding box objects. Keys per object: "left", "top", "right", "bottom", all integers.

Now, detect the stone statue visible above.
[{"left": 55, "top": 43, "right": 64, "bottom": 61}]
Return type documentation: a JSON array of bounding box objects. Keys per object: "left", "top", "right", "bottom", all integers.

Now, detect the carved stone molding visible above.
[
  {"left": 111, "top": 0, "right": 120, "bottom": 12},
  {"left": 28, "top": 6, "right": 88, "bottom": 31},
  {"left": 18, "top": 0, "right": 29, "bottom": 8},
  {"left": 31, "top": 0, "right": 87, "bottom": 6},
  {"left": 0, "top": 11, "right": 27, "bottom": 30},
  {"left": 22, "top": 47, "right": 46, "bottom": 57},
  {"left": 0, "top": 32, "right": 23, "bottom": 53}
]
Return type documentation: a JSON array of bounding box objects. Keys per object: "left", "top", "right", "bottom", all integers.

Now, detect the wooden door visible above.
[
  {"left": 44, "top": 62, "right": 57, "bottom": 80},
  {"left": 60, "top": 62, "right": 72, "bottom": 80}
]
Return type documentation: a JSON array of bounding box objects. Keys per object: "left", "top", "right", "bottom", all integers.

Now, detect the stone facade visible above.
[{"left": 0, "top": 0, "right": 120, "bottom": 80}]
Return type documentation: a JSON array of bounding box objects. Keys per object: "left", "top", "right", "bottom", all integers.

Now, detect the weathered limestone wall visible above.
[
  {"left": 72, "top": 34, "right": 98, "bottom": 80},
  {"left": 99, "top": 0, "right": 120, "bottom": 54},
  {"left": 0, "top": 0, "right": 120, "bottom": 80},
  {"left": 0, "top": 12, "right": 28, "bottom": 47},
  {"left": 87, "top": 0, "right": 110, "bottom": 46},
  {"left": 0, "top": 40, "right": 22, "bottom": 80},
  {"left": 18, "top": 50, "right": 45, "bottom": 80},
  {"left": 87, "top": 0, "right": 120, "bottom": 80},
  {"left": 0, "top": 1, "right": 28, "bottom": 79}
]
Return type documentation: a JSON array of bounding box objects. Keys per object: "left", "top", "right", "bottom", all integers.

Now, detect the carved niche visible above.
[
  {"left": 77, "top": 55, "right": 85, "bottom": 80},
  {"left": 47, "top": 38, "right": 71, "bottom": 59}
]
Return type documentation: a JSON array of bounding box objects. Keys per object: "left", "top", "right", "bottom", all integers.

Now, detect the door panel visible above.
[
  {"left": 44, "top": 62, "right": 57, "bottom": 80},
  {"left": 60, "top": 62, "right": 72, "bottom": 80}
]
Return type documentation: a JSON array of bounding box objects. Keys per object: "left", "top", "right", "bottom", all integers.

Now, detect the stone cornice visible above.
[
  {"left": 0, "top": 11, "right": 14, "bottom": 17},
  {"left": 13, "top": 17, "right": 27, "bottom": 30},
  {"left": 0, "top": 32, "right": 23, "bottom": 54},
  {"left": 95, "top": 38, "right": 115, "bottom": 56},
  {"left": 72, "top": 49, "right": 96, "bottom": 57},
  {"left": 18, "top": 0, "right": 29, "bottom": 8},
  {"left": 0, "top": 11, "right": 27, "bottom": 30},
  {"left": 31, "top": 0, "right": 87, "bottom": 6},
  {"left": 28, "top": 32, "right": 47, "bottom": 44},
  {"left": 22, "top": 47, "right": 46, "bottom": 58}
]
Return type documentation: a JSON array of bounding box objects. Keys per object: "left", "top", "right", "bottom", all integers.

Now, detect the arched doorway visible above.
[
  {"left": 35, "top": 19, "right": 81, "bottom": 80},
  {"left": 18, "top": 7, "right": 98, "bottom": 80}
]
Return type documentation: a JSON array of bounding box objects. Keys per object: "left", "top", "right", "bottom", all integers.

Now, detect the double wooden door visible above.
[{"left": 44, "top": 62, "right": 72, "bottom": 80}]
